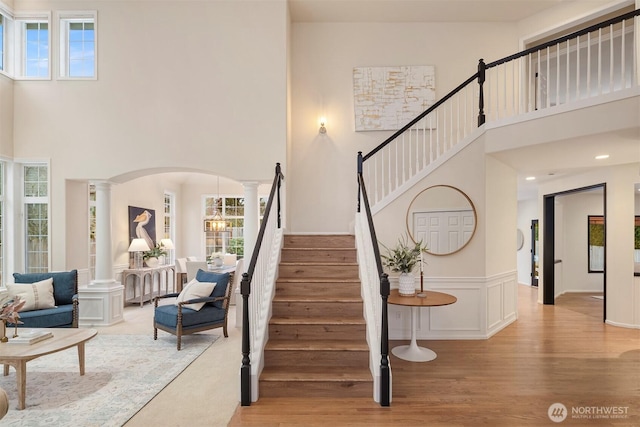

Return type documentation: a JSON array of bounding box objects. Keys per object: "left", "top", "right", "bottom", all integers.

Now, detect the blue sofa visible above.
[{"left": 11, "top": 270, "right": 79, "bottom": 328}]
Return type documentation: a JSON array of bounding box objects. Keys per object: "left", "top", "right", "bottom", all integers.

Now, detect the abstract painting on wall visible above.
[{"left": 353, "top": 65, "right": 436, "bottom": 131}]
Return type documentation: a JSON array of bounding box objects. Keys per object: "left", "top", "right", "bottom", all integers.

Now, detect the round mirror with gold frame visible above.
[{"left": 406, "top": 185, "right": 477, "bottom": 256}]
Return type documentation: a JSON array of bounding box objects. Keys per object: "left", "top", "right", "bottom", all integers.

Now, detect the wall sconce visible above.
[{"left": 319, "top": 117, "right": 327, "bottom": 134}]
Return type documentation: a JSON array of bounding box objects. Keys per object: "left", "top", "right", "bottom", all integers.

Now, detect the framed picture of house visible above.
[{"left": 128, "top": 206, "right": 156, "bottom": 249}]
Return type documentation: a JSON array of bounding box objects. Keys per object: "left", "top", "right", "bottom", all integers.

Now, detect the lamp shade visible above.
[
  {"left": 128, "top": 238, "right": 150, "bottom": 252},
  {"left": 159, "top": 238, "right": 174, "bottom": 249}
]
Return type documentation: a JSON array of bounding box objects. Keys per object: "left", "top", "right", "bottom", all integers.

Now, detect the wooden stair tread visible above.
[
  {"left": 261, "top": 366, "right": 371, "bottom": 382},
  {"left": 277, "top": 278, "right": 360, "bottom": 283},
  {"left": 269, "top": 316, "right": 365, "bottom": 325},
  {"left": 282, "top": 247, "right": 355, "bottom": 251},
  {"left": 265, "top": 340, "right": 369, "bottom": 351},
  {"left": 280, "top": 261, "right": 358, "bottom": 266},
  {"left": 273, "top": 296, "right": 362, "bottom": 303}
]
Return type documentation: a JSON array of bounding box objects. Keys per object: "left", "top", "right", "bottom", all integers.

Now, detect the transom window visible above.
[
  {"left": 0, "top": 15, "right": 4, "bottom": 71},
  {"left": 24, "top": 22, "right": 48, "bottom": 77},
  {"left": 59, "top": 13, "right": 96, "bottom": 79}
]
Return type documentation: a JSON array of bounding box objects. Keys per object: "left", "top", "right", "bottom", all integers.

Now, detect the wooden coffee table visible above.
[{"left": 0, "top": 327, "right": 98, "bottom": 409}]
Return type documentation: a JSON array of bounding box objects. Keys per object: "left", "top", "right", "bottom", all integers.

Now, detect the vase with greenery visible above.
[
  {"left": 207, "top": 251, "right": 224, "bottom": 268},
  {"left": 143, "top": 243, "right": 167, "bottom": 267},
  {"left": 381, "top": 235, "right": 427, "bottom": 296}
]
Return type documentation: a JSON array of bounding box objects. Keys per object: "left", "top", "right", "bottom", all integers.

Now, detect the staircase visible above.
[{"left": 259, "top": 234, "right": 372, "bottom": 398}]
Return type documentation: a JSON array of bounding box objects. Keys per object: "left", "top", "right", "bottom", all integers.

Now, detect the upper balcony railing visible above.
[{"left": 361, "top": 9, "right": 639, "bottom": 211}]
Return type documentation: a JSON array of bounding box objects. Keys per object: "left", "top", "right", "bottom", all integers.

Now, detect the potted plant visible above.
[
  {"left": 380, "top": 235, "right": 427, "bottom": 296},
  {"left": 143, "top": 243, "right": 167, "bottom": 268}
]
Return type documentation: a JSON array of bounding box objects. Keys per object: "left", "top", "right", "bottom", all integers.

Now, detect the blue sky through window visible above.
[
  {"left": 0, "top": 15, "right": 4, "bottom": 70},
  {"left": 25, "top": 22, "right": 48, "bottom": 77},
  {"left": 69, "top": 22, "right": 94, "bottom": 77}
]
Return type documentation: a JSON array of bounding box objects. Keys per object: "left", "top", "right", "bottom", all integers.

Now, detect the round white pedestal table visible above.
[{"left": 388, "top": 289, "right": 457, "bottom": 362}]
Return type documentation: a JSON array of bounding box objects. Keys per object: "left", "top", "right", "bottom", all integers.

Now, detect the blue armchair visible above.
[
  {"left": 153, "top": 269, "right": 231, "bottom": 350},
  {"left": 11, "top": 270, "right": 79, "bottom": 328}
]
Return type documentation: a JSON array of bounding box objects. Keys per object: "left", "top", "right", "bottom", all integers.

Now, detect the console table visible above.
[{"left": 121, "top": 265, "right": 176, "bottom": 307}]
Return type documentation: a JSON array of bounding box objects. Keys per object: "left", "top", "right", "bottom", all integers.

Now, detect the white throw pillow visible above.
[
  {"left": 7, "top": 278, "right": 56, "bottom": 311},
  {"left": 175, "top": 279, "right": 216, "bottom": 311}
]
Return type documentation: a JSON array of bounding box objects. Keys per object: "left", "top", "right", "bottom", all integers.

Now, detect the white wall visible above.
[
  {"left": 516, "top": 0, "right": 631, "bottom": 43},
  {"left": 538, "top": 163, "right": 638, "bottom": 328},
  {"left": 8, "top": 0, "right": 288, "bottom": 270},
  {"left": 289, "top": 21, "right": 520, "bottom": 233},
  {"left": 556, "top": 190, "right": 604, "bottom": 294},
  {"left": 517, "top": 198, "right": 537, "bottom": 285},
  {"left": 0, "top": 74, "right": 13, "bottom": 156}
]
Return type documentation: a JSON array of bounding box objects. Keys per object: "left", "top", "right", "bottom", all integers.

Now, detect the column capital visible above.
[{"left": 240, "top": 181, "right": 260, "bottom": 189}]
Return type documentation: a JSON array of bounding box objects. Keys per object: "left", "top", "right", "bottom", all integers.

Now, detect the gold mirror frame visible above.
[{"left": 406, "top": 185, "right": 477, "bottom": 256}]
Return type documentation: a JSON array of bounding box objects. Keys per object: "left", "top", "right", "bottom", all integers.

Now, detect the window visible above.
[
  {"left": 0, "top": 14, "right": 4, "bottom": 71},
  {"left": 203, "top": 196, "right": 268, "bottom": 259},
  {"left": 163, "top": 192, "right": 175, "bottom": 264},
  {"left": 14, "top": 14, "right": 50, "bottom": 79},
  {"left": 24, "top": 22, "right": 48, "bottom": 77},
  {"left": 89, "top": 184, "right": 96, "bottom": 280},
  {"left": 59, "top": 12, "right": 96, "bottom": 79},
  {"left": 24, "top": 164, "right": 49, "bottom": 273}
]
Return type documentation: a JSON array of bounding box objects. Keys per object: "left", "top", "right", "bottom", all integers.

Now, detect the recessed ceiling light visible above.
[
  {"left": 525, "top": 176, "right": 536, "bottom": 181},
  {"left": 595, "top": 154, "right": 609, "bottom": 160}
]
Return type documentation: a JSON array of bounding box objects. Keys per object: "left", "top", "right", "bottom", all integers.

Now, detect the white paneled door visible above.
[{"left": 413, "top": 210, "right": 475, "bottom": 254}]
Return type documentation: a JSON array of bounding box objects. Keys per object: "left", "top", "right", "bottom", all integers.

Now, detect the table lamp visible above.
[
  {"left": 128, "top": 238, "right": 150, "bottom": 269},
  {"left": 160, "top": 238, "right": 175, "bottom": 265}
]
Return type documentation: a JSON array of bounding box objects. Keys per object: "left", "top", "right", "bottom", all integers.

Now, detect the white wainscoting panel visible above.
[
  {"left": 388, "top": 272, "right": 517, "bottom": 340},
  {"left": 486, "top": 272, "right": 518, "bottom": 337}
]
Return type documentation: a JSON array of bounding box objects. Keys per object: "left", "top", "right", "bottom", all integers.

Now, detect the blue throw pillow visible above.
[
  {"left": 195, "top": 269, "right": 230, "bottom": 309},
  {"left": 13, "top": 270, "right": 77, "bottom": 306}
]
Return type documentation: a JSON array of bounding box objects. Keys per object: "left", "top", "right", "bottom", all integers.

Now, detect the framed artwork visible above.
[
  {"left": 128, "top": 206, "right": 156, "bottom": 249},
  {"left": 588, "top": 215, "right": 604, "bottom": 273},
  {"left": 353, "top": 65, "right": 436, "bottom": 131}
]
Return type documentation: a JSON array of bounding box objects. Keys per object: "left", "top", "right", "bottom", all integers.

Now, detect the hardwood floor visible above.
[{"left": 228, "top": 285, "right": 640, "bottom": 426}]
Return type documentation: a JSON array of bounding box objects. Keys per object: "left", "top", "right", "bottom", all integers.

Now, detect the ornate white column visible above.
[
  {"left": 236, "top": 181, "right": 259, "bottom": 328},
  {"left": 79, "top": 181, "right": 124, "bottom": 326}
]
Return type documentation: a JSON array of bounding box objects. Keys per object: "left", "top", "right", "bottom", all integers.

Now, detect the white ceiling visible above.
[
  {"left": 288, "top": 0, "right": 565, "bottom": 23},
  {"left": 490, "top": 128, "right": 640, "bottom": 200}
]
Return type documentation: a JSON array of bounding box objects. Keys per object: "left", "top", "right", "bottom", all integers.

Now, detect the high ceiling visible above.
[
  {"left": 289, "top": 0, "right": 566, "bottom": 23},
  {"left": 289, "top": 0, "right": 639, "bottom": 201}
]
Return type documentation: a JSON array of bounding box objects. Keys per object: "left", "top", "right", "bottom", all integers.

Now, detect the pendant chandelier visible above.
[{"left": 204, "top": 176, "right": 228, "bottom": 232}]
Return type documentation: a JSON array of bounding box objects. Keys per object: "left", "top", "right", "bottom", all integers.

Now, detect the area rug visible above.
[{"left": 0, "top": 333, "right": 218, "bottom": 427}]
